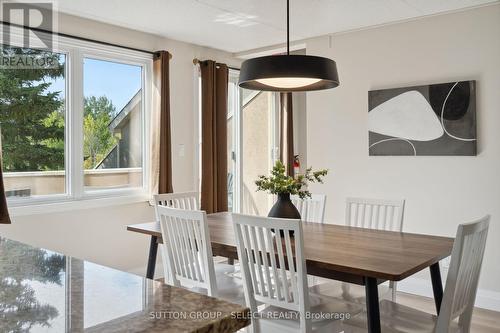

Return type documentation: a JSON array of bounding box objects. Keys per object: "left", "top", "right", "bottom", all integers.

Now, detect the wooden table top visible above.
[{"left": 128, "top": 212, "right": 454, "bottom": 283}]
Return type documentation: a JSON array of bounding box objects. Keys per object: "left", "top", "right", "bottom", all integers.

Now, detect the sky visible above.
[{"left": 48, "top": 57, "right": 142, "bottom": 113}]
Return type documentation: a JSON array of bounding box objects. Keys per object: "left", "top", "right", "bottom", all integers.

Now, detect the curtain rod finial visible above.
[{"left": 154, "top": 51, "right": 172, "bottom": 60}]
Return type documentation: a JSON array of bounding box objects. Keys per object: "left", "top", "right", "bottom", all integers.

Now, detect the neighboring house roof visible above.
[
  {"left": 227, "top": 90, "right": 261, "bottom": 120},
  {"left": 95, "top": 90, "right": 141, "bottom": 170},
  {"left": 242, "top": 90, "right": 260, "bottom": 107},
  {"left": 108, "top": 89, "right": 142, "bottom": 132}
]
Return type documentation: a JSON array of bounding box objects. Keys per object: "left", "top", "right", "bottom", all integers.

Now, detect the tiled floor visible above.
[{"left": 165, "top": 258, "right": 500, "bottom": 332}]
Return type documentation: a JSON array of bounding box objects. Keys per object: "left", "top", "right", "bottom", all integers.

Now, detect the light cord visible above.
[{"left": 287, "top": 0, "right": 290, "bottom": 55}]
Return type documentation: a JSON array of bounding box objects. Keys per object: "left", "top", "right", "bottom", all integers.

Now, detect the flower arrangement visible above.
[{"left": 255, "top": 160, "right": 328, "bottom": 199}]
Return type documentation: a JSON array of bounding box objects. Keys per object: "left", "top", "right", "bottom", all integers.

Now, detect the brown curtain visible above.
[
  {"left": 153, "top": 51, "right": 173, "bottom": 194},
  {"left": 200, "top": 60, "right": 228, "bottom": 213},
  {"left": 280, "top": 92, "right": 294, "bottom": 177},
  {"left": 0, "top": 131, "right": 11, "bottom": 224}
]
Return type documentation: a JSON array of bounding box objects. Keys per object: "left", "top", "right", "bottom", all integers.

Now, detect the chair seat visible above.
[
  {"left": 257, "top": 293, "right": 360, "bottom": 333},
  {"left": 309, "top": 279, "right": 393, "bottom": 304},
  {"left": 342, "top": 299, "right": 462, "bottom": 333},
  {"left": 187, "top": 263, "right": 246, "bottom": 305}
]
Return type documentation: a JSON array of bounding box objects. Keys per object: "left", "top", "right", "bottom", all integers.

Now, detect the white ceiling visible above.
[{"left": 55, "top": 0, "right": 499, "bottom": 53}]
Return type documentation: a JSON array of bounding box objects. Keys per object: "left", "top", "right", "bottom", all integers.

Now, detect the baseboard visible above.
[{"left": 397, "top": 276, "right": 500, "bottom": 312}]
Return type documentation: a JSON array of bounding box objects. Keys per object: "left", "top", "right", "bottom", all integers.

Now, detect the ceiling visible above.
[{"left": 55, "top": 0, "right": 499, "bottom": 53}]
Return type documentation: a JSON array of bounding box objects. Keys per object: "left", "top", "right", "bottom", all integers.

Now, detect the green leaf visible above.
[{"left": 255, "top": 161, "right": 329, "bottom": 198}]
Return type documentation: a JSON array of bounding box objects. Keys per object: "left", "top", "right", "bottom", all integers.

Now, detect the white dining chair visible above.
[
  {"left": 153, "top": 191, "right": 199, "bottom": 211},
  {"left": 347, "top": 197, "right": 405, "bottom": 301},
  {"left": 312, "top": 197, "right": 405, "bottom": 302},
  {"left": 153, "top": 192, "right": 200, "bottom": 283},
  {"left": 291, "top": 194, "right": 327, "bottom": 223},
  {"left": 345, "top": 197, "right": 405, "bottom": 232},
  {"left": 342, "top": 215, "right": 490, "bottom": 333},
  {"left": 291, "top": 194, "right": 327, "bottom": 287},
  {"left": 157, "top": 205, "right": 245, "bottom": 305},
  {"left": 233, "top": 213, "right": 359, "bottom": 333}
]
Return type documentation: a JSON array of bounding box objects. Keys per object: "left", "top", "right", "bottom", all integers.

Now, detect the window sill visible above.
[{"left": 8, "top": 194, "right": 150, "bottom": 217}]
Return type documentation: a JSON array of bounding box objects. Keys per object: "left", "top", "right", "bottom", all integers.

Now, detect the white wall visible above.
[
  {"left": 1, "top": 202, "right": 155, "bottom": 273},
  {"left": 305, "top": 4, "right": 500, "bottom": 308},
  {"left": 0, "top": 12, "right": 240, "bottom": 274}
]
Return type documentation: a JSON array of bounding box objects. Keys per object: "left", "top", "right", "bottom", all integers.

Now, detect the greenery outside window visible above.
[
  {"left": 1, "top": 46, "right": 67, "bottom": 198},
  {"left": 0, "top": 26, "right": 152, "bottom": 207}
]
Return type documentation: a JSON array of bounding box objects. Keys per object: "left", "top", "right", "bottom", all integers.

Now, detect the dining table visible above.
[{"left": 127, "top": 212, "right": 455, "bottom": 333}]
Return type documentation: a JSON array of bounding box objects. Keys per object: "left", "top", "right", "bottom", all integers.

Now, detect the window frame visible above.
[
  {"left": 2, "top": 26, "right": 152, "bottom": 208},
  {"left": 228, "top": 69, "right": 242, "bottom": 213}
]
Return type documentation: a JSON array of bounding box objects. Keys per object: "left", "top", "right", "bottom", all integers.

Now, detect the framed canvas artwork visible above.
[{"left": 368, "top": 81, "right": 476, "bottom": 156}]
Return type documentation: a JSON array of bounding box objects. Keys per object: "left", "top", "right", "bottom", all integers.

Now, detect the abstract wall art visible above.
[{"left": 368, "top": 81, "right": 476, "bottom": 156}]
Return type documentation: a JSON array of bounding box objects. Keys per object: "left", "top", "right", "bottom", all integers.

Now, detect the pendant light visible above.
[{"left": 238, "top": 0, "right": 339, "bottom": 92}]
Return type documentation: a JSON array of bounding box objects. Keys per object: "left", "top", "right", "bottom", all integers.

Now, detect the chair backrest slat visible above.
[
  {"left": 241, "top": 225, "right": 259, "bottom": 296},
  {"left": 265, "top": 228, "right": 282, "bottom": 301},
  {"left": 284, "top": 230, "right": 298, "bottom": 304},
  {"left": 274, "top": 228, "right": 291, "bottom": 302},
  {"left": 249, "top": 225, "right": 266, "bottom": 296},
  {"left": 233, "top": 214, "right": 311, "bottom": 332},
  {"left": 185, "top": 218, "right": 202, "bottom": 281},
  {"left": 435, "top": 216, "right": 489, "bottom": 332},
  {"left": 345, "top": 197, "right": 405, "bottom": 232},
  {"left": 156, "top": 205, "right": 217, "bottom": 296},
  {"left": 291, "top": 194, "right": 327, "bottom": 223},
  {"left": 257, "top": 226, "right": 274, "bottom": 298}
]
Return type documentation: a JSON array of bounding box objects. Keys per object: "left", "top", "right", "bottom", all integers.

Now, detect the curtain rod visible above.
[
  {"left": 193, "top": 58, "right": 239, "bottom": 71},
  {"left": 0, "top": 21, "right": 172, "bottom": 58}
]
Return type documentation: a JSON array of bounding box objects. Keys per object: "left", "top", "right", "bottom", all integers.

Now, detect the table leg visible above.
[
  {"left": 146, "top": 236, "right": 158, "bottom": 280},
  {"left": 227, "top": 258, "right": 234, "bottom": 265},
  {"left": 430, "top": 262, "right": 444, "bottom": 314},
  {"left": 365, "top": 277, "right": 381, "bottom": 333}
]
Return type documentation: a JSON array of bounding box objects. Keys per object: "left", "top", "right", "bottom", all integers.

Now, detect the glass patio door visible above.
[{"left": 227, "top": 70, "right": 279, "bottom": 215}]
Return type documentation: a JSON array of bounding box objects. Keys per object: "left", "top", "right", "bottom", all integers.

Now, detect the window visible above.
[
  {"left": 83, "top": 58, "right": 144, "bottom": 192},
  {"left": 227, "top": 70, "right": 239, "bottom": 212},
  {"left": 240, "top": 89, "right": 279, "bottom": 215},
  {"left": 196, "top": 68, "right": 279, "bottom": 215},
  {"left": 1, "top": 46, "right": 67, "bottom": 199},
  {"left": 1, "top": 27, "right": 151, "bottom": 206},
  {"left": 226, "top": 71, "right": 279, "bottom": 215}
]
